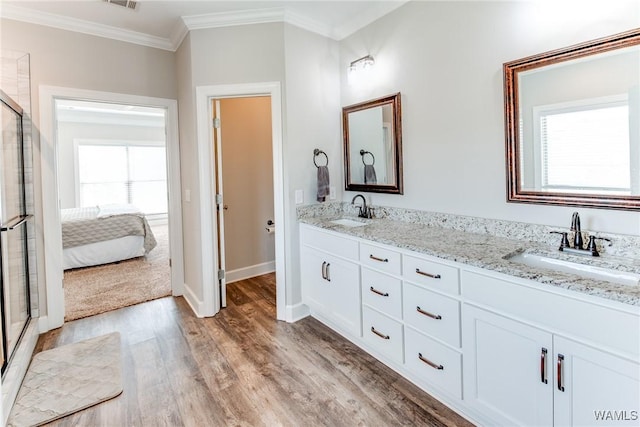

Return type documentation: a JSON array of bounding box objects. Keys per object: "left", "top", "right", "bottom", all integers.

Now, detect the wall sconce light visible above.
[{"left": 348, "top": 55, "right": 375, "bottom": 85}]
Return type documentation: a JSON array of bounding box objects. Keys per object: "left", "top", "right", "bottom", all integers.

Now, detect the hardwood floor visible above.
[{"left": 35, "top": 273, "right": 473, "bottom": 426}]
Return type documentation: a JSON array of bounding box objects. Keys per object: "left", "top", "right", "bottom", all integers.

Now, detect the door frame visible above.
[
  {"left": 195, "top": 82, "right": 285, "bottom": 320},
  {"left": 38, "top": 86, "right": 184, "bottom": 332}
]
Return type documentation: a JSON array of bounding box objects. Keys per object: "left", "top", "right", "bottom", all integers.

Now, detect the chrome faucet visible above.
[
  {"left": 570, "top": 212, "right": 584, "bottom": 250},
  {"left": 351, "top": 194, "right": 371, "bottom": 218}
]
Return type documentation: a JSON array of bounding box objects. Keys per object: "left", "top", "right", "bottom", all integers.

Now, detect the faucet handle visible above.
[
  {"left": 586, "top": 235, "right": 612, "bottom": 256},
  {"left": 550, "top": 231, "right": 570, "bottom": 250}
]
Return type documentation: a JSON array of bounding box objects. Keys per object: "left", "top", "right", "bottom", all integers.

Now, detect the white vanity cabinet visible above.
[
  {"left": 299, "top": 226, "right": 361, "bottom": 338},
  {"left": 462, "top": 270, "right": 640, "bottom": 427}
]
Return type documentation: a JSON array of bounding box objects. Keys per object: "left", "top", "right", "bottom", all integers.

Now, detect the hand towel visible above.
[
  {"left": 317, "top": 165, "right": 330, "bottom": 202},
  {"left": 364, "top": 164, "right": 377, "bottom": 184}
]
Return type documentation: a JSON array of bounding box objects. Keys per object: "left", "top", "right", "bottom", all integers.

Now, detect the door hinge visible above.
[
  {"left": 218, "top": 269, "right": 225, "bottom": 280},
  {"left": 215, "top": 194, "right": 223, "bottom": 205},
  {"left": 213, "top": 117, "right": 221, "bottom": 128}
]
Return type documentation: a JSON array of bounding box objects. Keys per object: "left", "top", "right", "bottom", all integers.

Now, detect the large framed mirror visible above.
[
  {"left": 505, "top": 29, "right": 640, "bottom": 210},
  {"left": 343, "top": 93, "right": 403, "bottom": 194}
]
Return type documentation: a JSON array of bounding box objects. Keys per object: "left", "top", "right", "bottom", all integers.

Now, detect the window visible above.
[
  {"left": 76, "top": 141, "right": 167, "bottom": 214},
  {"left": 534, "top": 96, "right": 631, "bottom": 195}
]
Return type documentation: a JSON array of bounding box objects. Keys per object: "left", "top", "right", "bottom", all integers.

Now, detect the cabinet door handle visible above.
[
  {"left": 326, "top": 263, "right": 331, "bottom": 282},
  {"left": 370, "top": 286, "right": 389, "bottom": 297},
  {"left": 557, "top": 354, "right": 565, "bottom": 392},
  {"left": 416, "top": 306, "right": 442, "bottom": 320},
  {"left": 321, "top": 262, "right": 327, "bottom": 280},
  {"left": 415, "top": 268, "right": 441, "bottom": 279},
  {"left": 370, "top": 327, "right": 390, "bottom": 340},
  {"left": 418, "top": 353, "right": 444, "bottom": 370},
  {"left": 540, "top": 348, "right": 548, "bottom": 384},
  {"left": 369, "top": 254, "right": 389, "bottom": 263}
]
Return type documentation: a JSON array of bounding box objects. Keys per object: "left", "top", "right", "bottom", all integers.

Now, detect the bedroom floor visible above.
[
  {"left": 36, "top": 274, "right": 472, "bottom": 426},
  {"left": 63, "top": 222, "right": 171, "bottom": 321}
]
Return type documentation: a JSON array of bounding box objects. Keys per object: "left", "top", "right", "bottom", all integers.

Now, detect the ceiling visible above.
[{"left": 0, "top": 1, "right": 408, "bottom": 51}]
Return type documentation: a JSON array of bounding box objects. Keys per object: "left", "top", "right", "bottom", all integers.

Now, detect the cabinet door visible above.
[
  {"left": 554, "top": 336, "right": 640, "bottom": 427},
  {"left": 463, "top": 305, "right": 553, "bottom": 426},
  {"left": 300, "top": 246, "right": 331, "bottom": 314},
  {"left": 325, "top": 255, "right": 361, "bottom": 337}
]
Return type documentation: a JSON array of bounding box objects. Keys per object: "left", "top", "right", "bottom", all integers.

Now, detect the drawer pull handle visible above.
[
  {"left": 415, "top": 268, "right": 441, "bottom": 279},
  {"left": 557, "top": 354, "right": 565, "bottom": 392},
  {"left": 369, "top": 254, "right": 389, "bottom": 263},
  {"left": 326, "top": 263, "right": 331, "bottom": 282},
  {"left": 418, "top": 353, "right": 444, "bottom": 370},
  {"left": 370, "top": 286, "right": 389, "bottom": 297},
  {"left": 370, "top": 327, "right": 390, "bottom": 340},
  {"left": 321, "top": 262, "right": 327, "bottom": 280},
  {"left": 416, "top": 306, "right": 442, "bottom": 320},
  {"left": 540, "top": 348, "right": 548, "bottom": 384}
]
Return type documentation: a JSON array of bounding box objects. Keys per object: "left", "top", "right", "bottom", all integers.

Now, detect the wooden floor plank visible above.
[{"left": 35, "top": 273, "right": 473, "bottom": 426}]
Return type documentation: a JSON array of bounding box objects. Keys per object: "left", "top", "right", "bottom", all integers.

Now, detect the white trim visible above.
[
  {"left": 195, "top": 82, "right": 286, "bottom": 321},
  {"left": 226, "top": 261, "right": 276, "bottom": 284},
  {"left": 286, "top": 303, "right": 311, "bottom": 323},
  {"left": 0, "top": 4, "right": 174, "bottom": 51},
  {"left": 38, "top": 86, "right": 184, "bottom": 331},
  {"left": 181, "top": 282, "right": 205, "bottom": 319}
]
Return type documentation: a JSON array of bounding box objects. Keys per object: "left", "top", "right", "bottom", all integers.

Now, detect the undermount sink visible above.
[
  {"left": 508, "top": 252, "right": 640, "bottom": 287},
  {"left": 329, "top": 218, "right": 369, "bottom": 228}
]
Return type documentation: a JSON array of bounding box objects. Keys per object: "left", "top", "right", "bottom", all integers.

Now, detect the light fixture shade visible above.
[{"left": 348, "top": 55, "right": 375, "bottom": 85}]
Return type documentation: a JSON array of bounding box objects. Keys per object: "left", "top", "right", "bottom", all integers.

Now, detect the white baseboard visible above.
[
  {"left": 182, "top": 283, "right": 205, "bottom": 318},
  {"left": 286, "top": 303, "right": 310, "bottom": 322},
  {"left": 226, "top": 261, "right": 275, "bottom": 284}
]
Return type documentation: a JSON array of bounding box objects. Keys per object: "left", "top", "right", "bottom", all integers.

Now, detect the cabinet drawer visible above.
[
  {"left": 362, "top": 268, "right": 402, "bottom": 319},
  {"left": 403, "top": 254, "right": 459, "bottom": 295},
  {"left": 362, "top": 306, "right": 404, "bottom": 364},
  {"left": 403, "top": 282, "right": 461, "bottom": 348},
  {"left": 360, "top": 242, "right": 401, "bottom": 275},
  {"left": 405, "top": 327, "right": 462, "bottom": 399},
  {"left": 300, "top": 225, "right": 358, "bottom": 261}
]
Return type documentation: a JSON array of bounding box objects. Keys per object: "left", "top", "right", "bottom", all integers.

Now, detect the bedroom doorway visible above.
[
  {"left": 55, "top": 99, "right": 173, "bottom": 321},
  {"left": 39, "top": 87, "right": 184, "bottom": 331}
]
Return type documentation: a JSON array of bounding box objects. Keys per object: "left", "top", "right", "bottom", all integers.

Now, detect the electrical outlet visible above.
[{"left": 295, "top": 189, "right": 303, "bottom": 205}]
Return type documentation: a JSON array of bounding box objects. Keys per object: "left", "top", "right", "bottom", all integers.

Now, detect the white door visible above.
[
  {"left": 554, "top": 335, "right": 640, "bottom": 426},
  {"left": 462, "top": 305, "right": 554, "bottom": 426},
  {"left": 212, "top": 99, "right": 227, "bottom": 309}
]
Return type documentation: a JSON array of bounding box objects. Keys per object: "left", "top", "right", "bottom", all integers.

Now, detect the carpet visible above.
[
  {"left": 64, "top": 223, "right": 171, "bottom": 321},
  {"left": 7, "top": 332, "right": 123, "bottom": 427}
]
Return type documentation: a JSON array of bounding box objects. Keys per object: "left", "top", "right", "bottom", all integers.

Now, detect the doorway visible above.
[
  {"left": 195, "top": 82, "right": 285, "bottom": 320},
  {"left": 54, "top": 99, "right": 173, "bottom": 321},
  {"left": 39, "top": 87, "right": 183, "bottom": 331},
  {"left": 212, "top": 96, "right": 275, "bottom": 309}
]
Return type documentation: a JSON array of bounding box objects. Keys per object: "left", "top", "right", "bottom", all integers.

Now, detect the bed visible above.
[{"left": 61, "top": 204, "right": 157, "bottom": 270}]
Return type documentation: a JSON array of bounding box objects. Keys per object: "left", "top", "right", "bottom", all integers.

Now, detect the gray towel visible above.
[
  {"left": 364, "top": 164, "right": 377, "bottom": 184},
  {"left": 317, "top": 166, "right": 330, "bottom": 202}
]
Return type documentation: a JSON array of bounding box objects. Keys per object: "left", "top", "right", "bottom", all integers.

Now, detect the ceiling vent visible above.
[{"left": 103, "top": 0, "right": 138, "bottom": 11}]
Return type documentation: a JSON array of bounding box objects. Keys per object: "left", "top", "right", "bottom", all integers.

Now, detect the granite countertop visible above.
[{"left": 299, "top": 215, "right": 640, "bottom": 307}]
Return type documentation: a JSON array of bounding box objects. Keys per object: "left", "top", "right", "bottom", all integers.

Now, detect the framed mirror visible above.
[
  {"left": 343, "top": 93, "right": 403, "bottom": 194},
  {"left": 505, "top": 29, "right": 640, "bottom": 210}
]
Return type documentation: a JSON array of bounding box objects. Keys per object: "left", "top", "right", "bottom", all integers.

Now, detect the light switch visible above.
[
  {"left": 295, "top": 189, "right": 303, "bottom": 205},
  {"left": 184, "top": 189, "right": 191, "bottom": 202},
  {"left": 329, "top": 186, "right": 336, "bottom": 200}
]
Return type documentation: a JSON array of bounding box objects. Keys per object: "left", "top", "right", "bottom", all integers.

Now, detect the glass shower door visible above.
[{"left": 0, "top": 90, "right": 31, "bottom": 375}]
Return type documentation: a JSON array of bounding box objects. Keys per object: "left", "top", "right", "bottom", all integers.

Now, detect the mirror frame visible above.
[
  {"left": 343, "top": 92, "right": 403, "bottom": 194},
  {"left": 504, "top": 29, "right": 640, "bottom": 211}
]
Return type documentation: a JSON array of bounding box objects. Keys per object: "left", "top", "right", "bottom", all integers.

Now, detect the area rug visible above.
[
  {"left": 64, "top": 223, "right": 171, "bottom": 321},
  {"left": 7, "top": 332, "right": 123, "bottom": 427}
]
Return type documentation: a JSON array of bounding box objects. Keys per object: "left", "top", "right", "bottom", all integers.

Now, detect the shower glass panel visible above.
[{"left": 0, "top": 90, "right": 31, "bottom": 375}]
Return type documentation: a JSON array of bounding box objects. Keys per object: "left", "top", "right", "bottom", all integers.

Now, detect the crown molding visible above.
[
  {"left": 182, "top": 7, "right": 284, "bottom": 31},
  {"left": 0, "top": 4, "right": 174, "bottom": 51}
]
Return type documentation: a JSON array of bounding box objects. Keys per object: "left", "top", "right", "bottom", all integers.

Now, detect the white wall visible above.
[
  {"left": 0, "top": 18, "right": 177, "bottom": 317},
  {"left": 339, "top": 1, "right": 640, "bottom": 236}
]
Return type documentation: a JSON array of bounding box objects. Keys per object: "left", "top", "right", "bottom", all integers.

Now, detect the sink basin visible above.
[
  {"left": 329, "top": 218, "right": 369, "bottom": 228},
  {"left": 508, "top": 252, "right": 640, "bottom": 286}
]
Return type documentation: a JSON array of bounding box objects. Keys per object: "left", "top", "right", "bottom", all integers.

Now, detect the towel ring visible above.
[
  {"left": 313, "top": 148, "right": 328, "bottom": 168},
  {"left": 360, "top": 149, "right": 375, "bottom": 166}
]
